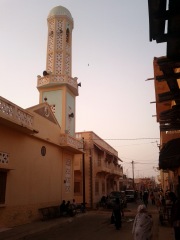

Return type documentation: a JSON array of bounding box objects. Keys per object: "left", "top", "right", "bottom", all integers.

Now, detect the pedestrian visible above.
[
  {"left": 132, "top": 204, "right": 153, "bottom": 240},
  {"left": 150, "top": 191, "right": 155, "bottom": 205},
  {"left": 72, "top": 199, "right": 77, "bottom": 208},
  {"left": 169, "top": 192, "right": 180, "bottom": 240},
  {"left": 60, "top": 200, "right": 67, "bottom": 216},
  {"left": 112, "top": 197, "right": 123, "bottom": 230},
  {"left": 143, "top": 191, "right": 149, "bottom": 207},
  {"left": 65, "top": 200, "right": 71, "bottom": 214},
  {"left": 139, "top": 191, "right": 142, "bottom": 200},
  {"left": 100, "top": 195, "right": 107, "bottom": 208}
]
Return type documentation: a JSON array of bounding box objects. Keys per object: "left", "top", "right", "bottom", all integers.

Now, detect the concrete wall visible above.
[{"left": 0, "top": 116, "right": 74, "bottom": 227}]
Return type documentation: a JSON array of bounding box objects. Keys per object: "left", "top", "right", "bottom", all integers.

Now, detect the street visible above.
[
  {"left": 21, "top": 211, "right": 134, "bottom": 240},
  {"left": 19, "top": 202, "right": 160, "bottom": 240}
]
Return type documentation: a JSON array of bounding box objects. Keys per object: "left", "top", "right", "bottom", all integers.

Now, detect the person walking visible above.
[
  {"left": 132, "top": 204, "right": 153, "bottom": 240},
  {"left": 112, "top": 197, "right": 123, "bottom": 230},
  {"left": 60, "top": 200, "right": 67, "bottom": 216},
  {"left": 150, "top": 191, "right": 155, "bottom": 205},
  {"left": 143, "top": 191, "right": 149, "bottom": 207},
  {"left": 169, "top": 192, "right": 180, "bottom": 240}
]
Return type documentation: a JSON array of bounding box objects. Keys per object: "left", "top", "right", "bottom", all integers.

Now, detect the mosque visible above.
[{"left": 0, "top": 6, "right": 123, "bottom": 227}]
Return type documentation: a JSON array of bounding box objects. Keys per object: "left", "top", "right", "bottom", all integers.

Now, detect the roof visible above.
[
  {"left": 148, "top": 0, "right": 180, "bottom": 60},
  {"left": 48, "top": 6, "right": 73, "bottom": 19}
]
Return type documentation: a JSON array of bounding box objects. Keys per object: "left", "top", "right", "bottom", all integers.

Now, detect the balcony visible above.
[
  {"left": 0, "top": 96, "right": 38, "bottom": 134},
  {"left": 59, "top": 134, "right": 84, "bottom": 154},
  {"left": 96, "top": 161, "right": 123, "bottom": 177},
  {"left": 37, "top": 75, "right": 79, "bottom": 96}
]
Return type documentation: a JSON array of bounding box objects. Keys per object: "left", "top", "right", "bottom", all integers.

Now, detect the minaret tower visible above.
[{"left": 37, "top": 6, "right": 79, "bottom": 136}]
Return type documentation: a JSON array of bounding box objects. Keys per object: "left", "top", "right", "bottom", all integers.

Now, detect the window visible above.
[
  {"left": 97, "top": 153, "right": 101, "bottom": 166},
  {"left": 74, "top": 181, "right": 81, "bottom": 194},
  {"left": 66, "top": 28, "right": 70, "bottom": 43},
  {"left": 95, "top": 181, "right": 99, "bottom": 195},
  {"left": 0, "top": 171, "right": 7, "bottom": 204},
  {"left": 102, "top": 182, "right": 105, "bottom": 194}
]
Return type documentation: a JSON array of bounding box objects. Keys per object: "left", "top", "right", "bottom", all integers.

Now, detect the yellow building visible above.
[
  {"left": 0, "top": 6, "right": 83, "bottom": 228},
  {"left": 74, "top": 131, "right": 123, "bottom": 208}
]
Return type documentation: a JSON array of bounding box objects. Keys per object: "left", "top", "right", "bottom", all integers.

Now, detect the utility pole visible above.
[
  {"left": 82, "top": 138, "right": 86, "bottom": 209},
  {"left": 132, "top": 161, "right": 135, "bottom": 189}
]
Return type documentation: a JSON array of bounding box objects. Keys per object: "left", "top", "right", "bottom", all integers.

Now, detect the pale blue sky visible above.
[{"left": 0, "top": 0, "right": 167, "bottom": 179}]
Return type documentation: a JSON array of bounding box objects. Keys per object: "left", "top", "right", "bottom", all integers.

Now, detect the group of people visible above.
[
  {"left": 133, "top": 191, "right": 180, "bottom": 240},
  {"left": 111, "top": 190, "right": 180, "bottom": 240},
  {"left": 138, "top": 189, "right": 168, "bottom": 208},
  {"left": 60, "top": 199, "right": 77, "bottom": 217},
  {"left": 111, "top": 196, "right": 152, "bottom": 237},
  {"left": 60, "top": 199, "right": 86, "bottom": 217}
]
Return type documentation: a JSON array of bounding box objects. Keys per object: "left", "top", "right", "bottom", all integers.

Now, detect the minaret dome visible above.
[{"left": 48, "top": 6, "right": 73, "bottom": 20}]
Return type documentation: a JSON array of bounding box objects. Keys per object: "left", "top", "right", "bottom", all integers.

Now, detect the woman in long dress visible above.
[{"left": 132, "top": 204, "right": 153, "bottom": 240}]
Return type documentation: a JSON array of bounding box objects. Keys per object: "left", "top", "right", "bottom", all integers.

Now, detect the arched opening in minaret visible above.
[{"left": 66, "top": 28, "right": 70, "bottom": 43}]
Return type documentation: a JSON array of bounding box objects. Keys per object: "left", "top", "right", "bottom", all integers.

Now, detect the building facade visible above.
[
  {"left": 153, "top": 57, "right": 180, "bottom": 194},
  {"left": 148, "top": 2, "right": 180, "bottom": 196},
  {"left": 74, "top": 131, "right": 123, "bottom": 208}
]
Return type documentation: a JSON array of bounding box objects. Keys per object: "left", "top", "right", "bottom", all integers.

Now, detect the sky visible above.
[{"left": 0, "top": 0, "right": 167, "bottom": 181}]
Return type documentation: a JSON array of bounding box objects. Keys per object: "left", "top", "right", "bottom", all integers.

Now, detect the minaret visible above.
[{"left": 37, "top": 6, "right": 79, "bottom": 136}]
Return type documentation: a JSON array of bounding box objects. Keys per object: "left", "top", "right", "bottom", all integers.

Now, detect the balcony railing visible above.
[
  {"left": 59, "top": 134, "right": 83, "bottom": 153},
  {"left": 0, "top": 96, "right": 34, "bottom": 131},
  {"left": 96, "top": 161, "right": 123, "bottom": 177},
  {"left": 37, "top": 75, "right": 78, "bottom": 96},
  {"left": 0, "top": 151, "right": 13, "bottom": 170}
]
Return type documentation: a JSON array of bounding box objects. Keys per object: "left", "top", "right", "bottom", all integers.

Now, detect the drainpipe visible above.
[
  {"left": 82, "top": 138, "right": 86, "bottom": 209},
  {"left": 90, "top": 151, "right": 93, "bottom": 208}
]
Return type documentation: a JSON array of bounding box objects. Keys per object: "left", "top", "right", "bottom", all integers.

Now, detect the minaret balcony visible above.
[
  {"left": 59, "top": 133, "right": 84, "bottom": 154},
  {"left": 37, "top": 75, "right": 79, "bottom": 96},
  {"left": 0, "top": 96, "right": 38, "bottom": 135}
]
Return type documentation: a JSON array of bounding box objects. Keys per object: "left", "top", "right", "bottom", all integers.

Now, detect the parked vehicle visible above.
[
  {"left": 125, "top": 189, "right": 135, "bottom": 202},
  {"left": 106, "top": 191, "right": 126, "bottom": 209}
]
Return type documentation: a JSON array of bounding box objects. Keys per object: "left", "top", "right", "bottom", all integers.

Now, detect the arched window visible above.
[{"left": 66, "top": 28, "right": 70, "bottom": 43}]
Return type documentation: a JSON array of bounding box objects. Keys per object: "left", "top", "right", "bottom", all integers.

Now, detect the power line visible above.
[
  {"left": 102, "top": 138, "right": 160, "bottom": 140},
  {"left": 122, "top": 161, "right": 157, "bottom": 165},
  {"left": 120, "top": 156, "right": 158, "bottom": 163},
  {"left": 111, "top": 141, "right": 158, "bottom": 147},
  {"left": 82, "top": 138, "right": 160, "bottom": 141},
  {"left": 135, "top": 162, "right": 157, "bottom": 164}
]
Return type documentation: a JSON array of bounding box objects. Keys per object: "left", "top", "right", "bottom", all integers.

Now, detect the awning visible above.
[
  {"left": 94, "top": 143, "right": 121, "bottom": 162},
  {"left": 159, "top": 138, "right": 180, "bottom": 170},
  {"left": 94, "top": 143, "right": 103, "bottom": 152},
  {"left": 118, "top": 157, "right": 123, "bottom": 162}
]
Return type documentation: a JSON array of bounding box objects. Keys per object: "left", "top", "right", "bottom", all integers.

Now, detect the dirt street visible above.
[{"left": 19, "top": 202, "right": 160, "bottom": 240}]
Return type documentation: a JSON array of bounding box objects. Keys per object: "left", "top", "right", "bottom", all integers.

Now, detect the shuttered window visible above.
[
  {"left": 74, "top": 181, "right": 81, "bottom": 194},
  {"left": 95, "top": 181, "right": 99, "bottom": 195}
]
